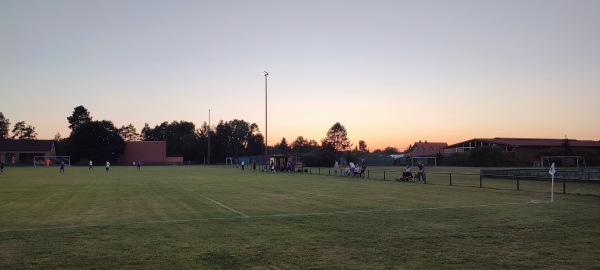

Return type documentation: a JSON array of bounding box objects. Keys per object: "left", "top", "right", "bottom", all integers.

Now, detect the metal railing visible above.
[
  {"left": 217, "top": 165, "right": 600, "bottom": 196},
  {"left": 301, "top": 167, "right": 600, "bottom": 196}
]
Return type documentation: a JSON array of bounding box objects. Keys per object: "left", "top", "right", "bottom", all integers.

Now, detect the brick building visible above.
[
  {"left": 0, "top": 140, "right": 56, "bottom": 164},
  {"left": 444, "top": 138, "right": 600, "bottom": 165},
  {"left": 117, "top": 141, "right": 183, "bottom": 165},
  {"left": 405, "top": 141, "right": 448, "bottom": 156}
]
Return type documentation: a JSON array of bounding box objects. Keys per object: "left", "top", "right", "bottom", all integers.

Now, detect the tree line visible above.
[
  {"left": 1, "top": 107, "right": 385, "bottom": 166},
  {"left": 6, "top": 109, "right": 592, "bottom": 167}
]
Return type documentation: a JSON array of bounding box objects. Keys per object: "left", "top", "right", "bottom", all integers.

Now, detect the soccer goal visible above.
[
  {"left": 410, "top": 156, "right": 437, "bottom": 167},
  {"left": 541, "top": 156, "right": 586, "bottom": 168},
  {"left": 34, "top": 156, "right": 71, "bottom": 167},
  {"left": 225, "top": 157, "right": 236, "bottom": 167}
]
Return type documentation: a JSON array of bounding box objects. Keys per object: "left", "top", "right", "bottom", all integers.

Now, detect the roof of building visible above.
[
  {"left": 407, "top": 141, "right": 448, "bottom": 156},
  {"left": 0, "top": 139, "right": 55, "bottom": 152},
  {"left": 446, "top": 138, "right": 600, "bottom": 148}
]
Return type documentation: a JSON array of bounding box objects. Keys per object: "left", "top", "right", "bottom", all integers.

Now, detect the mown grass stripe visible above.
[{"left": 0, "top": 201, "right": 543, "bottom": 233}]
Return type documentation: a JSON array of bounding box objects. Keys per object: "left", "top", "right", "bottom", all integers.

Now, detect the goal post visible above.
[
  {"left": 34, "top": 156, "right": 71, "bottom": 167},
  {"left": 225, "top": 157, "right": 235, "bottom": 167},
  {"left": 410, "top": 156, "right": 437, "bottom": 167},
  {"left": 541, "top": 156, "right": 586, "bottom": 168}
]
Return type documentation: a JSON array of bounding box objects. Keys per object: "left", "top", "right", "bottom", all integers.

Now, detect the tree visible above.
[
  {"left": 290, "top": 136, "right": 320, "bottom": 154},
  {"left": 196, "top": 122, "right": 210, "bottom": 163},
  {"left": 0, "top": 112, "right": 10, "bottom": 140},
  {"left": 119, "top": 124, "right": 141, "bottom": 141},
  {"left": 321, "top": 122, "right": 352, "bottom": 160},
  {"left": 246, "top": 123, "right": 264, "bottom": 155},
  {"left": 67, "top": 105, "right": 92, "bottom": 132},
  {"left": 227, "top": 119, "right": 256, "bottom": 155},
  {"left": 54, "top": 132, "right": 68, "bottom": 156},
  {"left": 11, "top": 121, "right": 25, "bottom": 139},
  {"left": 382, "top": 147, "right": 399, "bottom": 155},
  {"left": 212, "top": 119, "right": 259, "bottom": 161},
  {"left": 141, "top": 122, "right": 168, "bottom": 141},
  {"left": 68, "top": 120, "right": 125, "bottom": 163},
  {"left": 164, "top": 121, "right": 197, "bottom": 160},
  {"left": 358, "top": 140, "right": 368, "bottom": 152},
  {"left": 165, "top": 121, "right": 198, "bottom": 160},
  {"left": 143, "top": 121, "right": 198, "bottom": 160},
  {"left": 291, "top": 136, "right": 308, "bottom": 152},
  {"left": 214, "top": 120, "right": 234, "bottom": 161},
  {"left": 273, "top": 137, "right": 291, "bottom": 154},
  {"left": 11, "top": 121, "right": 37, "bottom": 140}
]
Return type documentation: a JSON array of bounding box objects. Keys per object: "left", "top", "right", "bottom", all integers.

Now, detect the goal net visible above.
[
  {"left": 411, "top": 156, "right": 437, "bottom": 167},
  {"left": 34, "top": 156, "right": 71, "bottom": 167},
  {"left": 225, "top": 157, "right": 235, "bottom": 167},
  {"left": 541, "top": 156, "right": 585, "bottom": 168}
]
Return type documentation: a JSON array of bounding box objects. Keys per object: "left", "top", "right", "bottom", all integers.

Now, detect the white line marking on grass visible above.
[{"left": 182, "top": 187, "right": 249, "bottom": 218}]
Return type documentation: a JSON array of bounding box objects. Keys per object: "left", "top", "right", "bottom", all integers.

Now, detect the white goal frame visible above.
[
  {"left": 34, "top": 156, "right": 71, "bottom": 167},
  {"left": 410, "top": 156, "right": 437, "bottom": 167},
  {"left": 541, "top": 156, "right": 586, "bottom": 168},
  {"left": 225, "top": 157, "right": 235, "bottom": 167}
]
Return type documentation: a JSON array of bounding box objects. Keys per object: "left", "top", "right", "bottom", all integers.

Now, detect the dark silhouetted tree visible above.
[
  {"left": 273, "top": 137, "right": 291, "bottom": 155},
  {"left": 0, "top": 112, "right": 10, "bottom": 140},
  {"left": 321, "top": 122, "right": 352, "bottom": 160},
  {"left": 246, "top": 123, "right": 264, "bottom": 155},
  {"left": 382, "top": 147, "right": 399, "bottom": 155},
  {"left": 119, "top": 124, "right": 141, "bottom": 141},
  {"left": 358, "top": 140, "right": 368, "bottom": 152},
  {"left": 11, "top": 121, "right": 37, "bottom": 140},
  {"left": 67, "top": 105, "right": 92, "bottom": 132},
  {"left": 69, "top": 120, "right": 125, "bottom": 163}
]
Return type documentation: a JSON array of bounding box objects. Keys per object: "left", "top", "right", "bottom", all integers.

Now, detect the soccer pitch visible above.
[{"left": 1, "top": 166, "right": 599, "bottom": 269}]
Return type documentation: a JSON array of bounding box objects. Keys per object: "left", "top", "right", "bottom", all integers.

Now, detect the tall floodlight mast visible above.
[{"left": 263, "top": 71, "right": 269, "bottom": 156}]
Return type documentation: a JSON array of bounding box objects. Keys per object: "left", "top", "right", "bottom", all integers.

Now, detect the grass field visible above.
[{"left": 1, "top": 166, "right": 599, "bottom": 269}]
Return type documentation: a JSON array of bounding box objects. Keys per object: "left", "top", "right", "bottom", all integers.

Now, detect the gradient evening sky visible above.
[{"left": 1, "top": 0, "right": 599, "bottom": 151}]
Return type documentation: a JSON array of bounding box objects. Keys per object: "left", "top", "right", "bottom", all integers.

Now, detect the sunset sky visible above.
[{"left": 1, "top": 0, "right": 599, "bottom": 151}]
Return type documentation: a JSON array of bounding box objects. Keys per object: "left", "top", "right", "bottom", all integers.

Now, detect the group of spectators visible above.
[
  {"left": 333, "top": 160, "right": 427, "bottom": 182},
  {"left": 268, "top": 160, "right": 294, "bottom": 173},
  {"left": 333, "top": 160, "right": 367, "bottom": 178},
  {"left": 240, "top": 160, "right": 293, "bottom": 173},
  {"left": 398, "top": 161, "right": 426, "bottom": 182}
]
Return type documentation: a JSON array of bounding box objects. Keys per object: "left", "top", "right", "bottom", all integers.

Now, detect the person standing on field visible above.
[
  {"left": 137, "top": 160, "right": 141, "bottom": 171},
  {"left": 334, "top": 161, "right": 339, "bottom": 176},
  {"left": 106, "top": 161, "right": 110, "bottom": 172},
  {"left": 89, "top": 160, "right": 93, "bottom": 170},
  {"left": 59, "top": 161, "right": 65, "bottom": 174},
  {"left": 417, "top": 161, "right": 425, "bottom": 182},
  {"left": 241, "top": 160, "right": 245, "bottom": 171},
  {"left": 361, "top": 160, "right": 367, "bottom": 178}
]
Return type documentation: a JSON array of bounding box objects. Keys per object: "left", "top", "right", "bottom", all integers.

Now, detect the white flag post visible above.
[{"left": 549, "top": 162, "right": 556, "bottom": 202}]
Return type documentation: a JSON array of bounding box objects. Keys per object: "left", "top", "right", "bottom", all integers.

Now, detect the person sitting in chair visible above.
[{"left": 397, "top": 165, "right": 412, "bottom": 181}]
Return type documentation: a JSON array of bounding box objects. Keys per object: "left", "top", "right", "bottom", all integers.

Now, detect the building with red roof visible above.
[
  {"left": 0, "top": 139, "right": 56, "bottom": 164},
  {"left": 405, "top": 141, "right": 448, "bottom": 157},
  {"left": 444, "top": 138, "right": 600, "bottom": 165}
]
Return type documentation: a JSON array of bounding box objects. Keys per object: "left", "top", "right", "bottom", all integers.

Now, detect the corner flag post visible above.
[{"left": 549, "top": 162, "right": 556, "bottom": 202}]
